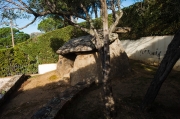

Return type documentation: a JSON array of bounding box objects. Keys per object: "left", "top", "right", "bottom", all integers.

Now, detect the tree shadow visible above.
[
  {"left": 0, "top": 77, "right": 70, "bottom": 119},
  {"left": 0, "top": 49, "right": 130, "bottom": 119},
  {"left": 57, "top": 59, "right": 180, "bottom": 119},
  {"left": 1, "top": 35, "right": 180, "bottom": 118},
  {"left": 0, "top": 54, "right": 180, "bottom": 119},
  {"left": 50, "top": 38, "right": 66, "bottom": 53}
]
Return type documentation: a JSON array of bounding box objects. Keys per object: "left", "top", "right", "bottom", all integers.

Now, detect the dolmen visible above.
[{"left": 56, "top": 32, "right": 130, "bottom": 86}]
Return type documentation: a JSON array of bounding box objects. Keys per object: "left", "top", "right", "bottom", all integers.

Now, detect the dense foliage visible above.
[
  {"left": 0, "top": 27, "right": 30, "bottom": 49},
  {"left": 0, "top": 25, "right": 87, "bottom": 77},
  {"left": 119, "top": 0, "right": 180, "bottom": 40}
]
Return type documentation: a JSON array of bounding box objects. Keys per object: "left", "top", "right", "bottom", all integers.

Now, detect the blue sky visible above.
[{"left": 6, "top": 0, "right": 136, "bottom": 34}]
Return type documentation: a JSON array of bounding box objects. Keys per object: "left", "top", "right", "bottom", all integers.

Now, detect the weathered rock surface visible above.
[
  {"left": 56, "top": 54, "right": 75, "bottom": 79},
  {"left": 70, "top": 39, "right": 130, "bottom": 86},
  {"left": 109, "top": 39, "right": 130, "bottom": 78},
  {"left": 56, "top": 31, "right": 130, "bottom": 86},
  {"left": 56, "top": 35, "right": 96, "bottom": 55},
  {"left": 70, "top": 52, "right": 102, "bottom": 86},
  {"left": 56, "top": 33, "right": 119, "bottom": 55}
]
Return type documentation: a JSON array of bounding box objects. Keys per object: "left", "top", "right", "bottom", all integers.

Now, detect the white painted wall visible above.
[
  {"left": 0, "top": 77, "right": 12, "bottom": 90},
  {"left": 38, "top": 63, "right": 57, "bottom": 74},
  {"left": 121, "top": 35, "right": 180, "bottom": 71}
]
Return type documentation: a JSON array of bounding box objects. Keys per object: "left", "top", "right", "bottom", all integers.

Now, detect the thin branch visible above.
[
  {"left": 17, "top": 16, "right": 38, "bottom": 30},
  {"left": 44, "top": 0, "right": 55, "bottom": 13},
  {"left": 80, "top": 3, "right": 95, "bottom": 30},
  {"left": 110, "top": 0, "right": 116, "bottom": 22},
  {"left": 18, "top": 0, "right": 37, "bottom": 15},
  {"left": 5, "top": 0, "right": 31, "bottom": 13},
  {"left": 109, "top": 0, "right": 123, "bottom": 33},
  {"left": 64, "top": 16, "right": 94, "bottom": 36}
]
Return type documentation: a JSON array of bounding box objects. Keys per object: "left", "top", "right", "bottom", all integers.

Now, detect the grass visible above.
[{"left": 48, "top": 74, "right": 58, "bottom": 81}]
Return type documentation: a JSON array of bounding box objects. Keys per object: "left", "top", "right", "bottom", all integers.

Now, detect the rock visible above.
[
  {"left": 70, "top": 39, "right": 130, "bottom": 86},
  {"left": 70, "top": 52, "right": 102, "bottom": 86},
  {"left": 109, "top": 39, "right": 130, "bottom": 78},
  {"left": 56, "top": 54, "right": 75, "bottom": 78},
  {"left": 56, "top": 35, "right": 96, "bottom": 55},
  {"left": 56, "top": 33, "right": 119, "bottom": 55},
  {"left": 56, "top": 33, "right": 130, "bottom": 86}
]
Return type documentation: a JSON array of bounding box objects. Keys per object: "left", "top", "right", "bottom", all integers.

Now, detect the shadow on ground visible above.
[
  {"left": 57, "top": 60, "right": 180, "bottom": 119},
  {"left": 0, "top": 60, "right": 180, "bottom": 119}
]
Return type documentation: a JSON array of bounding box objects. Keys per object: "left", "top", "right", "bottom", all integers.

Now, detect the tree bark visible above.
[
  {"left": 141, "top": 28, "right": 180, "bottom": 110},
  {"left": 10, "top": 20, "right": 15, "bottom": 47},
  {"left": 100, "top": 0, "right": 115, "bottom": 118}
]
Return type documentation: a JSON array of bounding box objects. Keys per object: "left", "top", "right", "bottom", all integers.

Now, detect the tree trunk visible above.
[
  {"left": 10, "top": 20, "right": 15, "bottom": 47},
  {"left": 141, "top": 28, "right": 180, "bottom": 110},
  {"left": 101, "top": 0, "right": 115, "bottom": 118}
]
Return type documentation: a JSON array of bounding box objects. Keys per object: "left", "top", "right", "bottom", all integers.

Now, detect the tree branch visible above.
[
  {"left": 110, "top": 0, "right": 116, "bottom": 22},
  {"left": 109, "top": 0, "right": 123, "bottom": 33},
  {"left": 64, "top": 16, "right": 94, "bottom": 36},
  {"left": 5, "top": 0, "right": 31, "bottom": 13},
  {"left": 17, "top": 16, "right": 38, "bottom": 30},
  {"left": 80, "top": 3, "right": 95, "bottom": 30},
  {"left": 18, "top": 0, "right": 37, "bottom": 15}
]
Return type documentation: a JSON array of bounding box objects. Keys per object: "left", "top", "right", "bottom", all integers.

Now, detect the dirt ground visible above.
[
  {"left": 57, "top": 60, "right": 180, "bottom": 119},
  {"left": 0, "top": 60, "right": 180, "bottom": 119},
  {"left": 0, "top": 70, "right": 69, "bottom": 119}
]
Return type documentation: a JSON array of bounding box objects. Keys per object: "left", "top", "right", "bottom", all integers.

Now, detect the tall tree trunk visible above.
[
  {"left": 141, "top": 28, "right": 180, "bottom": 110},
  {"left": 101, "top": 0, "right": 115, "bottom": 118},
  {"left": 10, "top": 20, "right": 15, "bottom": 47}
]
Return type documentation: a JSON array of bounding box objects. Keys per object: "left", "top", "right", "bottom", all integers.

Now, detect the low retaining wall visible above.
[
  {"left": 38, "top": 64, "right": 57, "bottom": 74},
  {"left": 121, "top": 35, "right": 180, "bottom": 71},
  {"left": 0, "top": 74, "right": 30, "bottom": 107},
  {"left": 0, "top": 77, "right": 13, "bottom": 90}
]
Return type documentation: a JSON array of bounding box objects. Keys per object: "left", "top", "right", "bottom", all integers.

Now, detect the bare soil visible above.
[
  {"left": 0, "top": 70, "right": 69, "bottom": 119},
  {"left": 0, "top": 60, "right": 180, "bottom": 119},
  {"left": 57, "top": 60, "right": 180, "bottom": 119}
]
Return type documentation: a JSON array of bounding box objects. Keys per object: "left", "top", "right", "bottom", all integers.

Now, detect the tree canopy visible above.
[
  {"left": 118, "top": 0, "right": 180, "bottom": 40},
  {"left": 0, "top": 27, "right": 30, "bottom": 49},
  {"left": 0, "top": 0, "right": 120, "bottom": 35},
  {"left": 38, "top": 17, "right": 64, "bottom": 32}
]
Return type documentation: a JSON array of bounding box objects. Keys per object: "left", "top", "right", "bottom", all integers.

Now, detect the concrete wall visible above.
[
  {"left": 0, "top": 77, "right": 13, "bottom": 90},
  {"left": 121, "top": 35, "right": 180, "bottom": 71},
  {"left": 38, "top": 63, "right": 57, "bottom": 74}
]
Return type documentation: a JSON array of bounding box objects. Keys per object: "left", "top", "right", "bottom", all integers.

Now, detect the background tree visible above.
[
  {"left": 119, "top": 0, "right": 180, "bottom": 40},
  {"left": 38, "top": 16, "right": 65, "bottom": 32},
  {"left": 141, "top": 28, "right": 180, "bottom": 110},
  {"left": 0, "top": 27, "right": 30, "bottom": 49},
  {"left": 141, "top": 0, "right": 180, "bottom": 110}
]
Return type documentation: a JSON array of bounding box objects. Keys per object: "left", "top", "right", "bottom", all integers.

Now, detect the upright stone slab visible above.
[
  {"left": 70, "top": 52, "right": 102, "bottom": 86},
  {"left": 56, "top": 54, "right": 76, "bottom": 79},
  {"left": 109, "top": 39, "right": 130, "bottom": 78}
]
